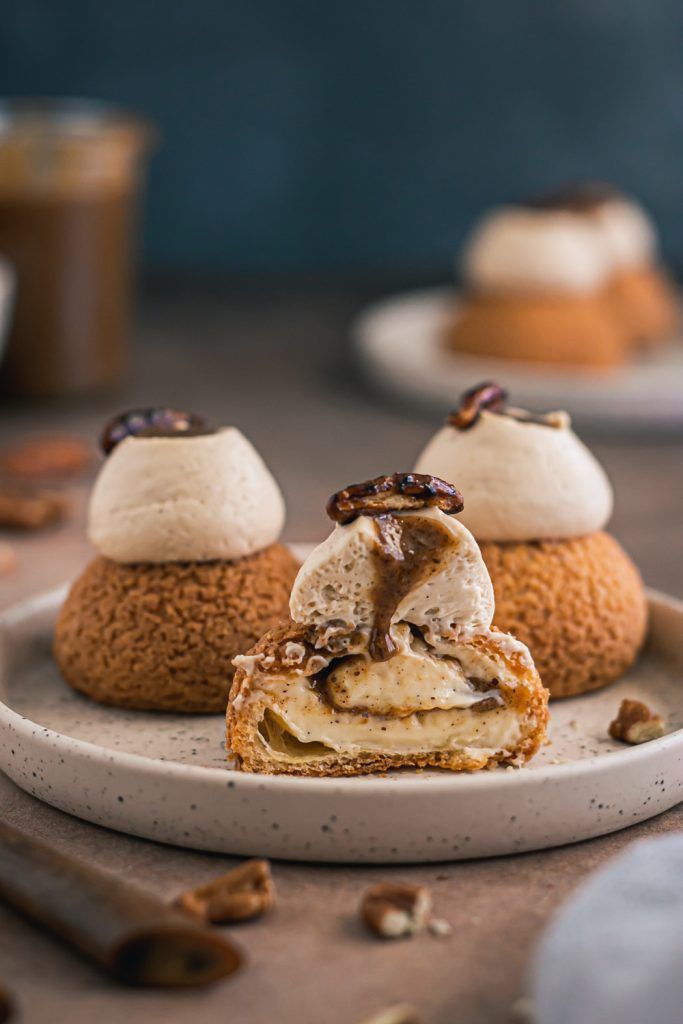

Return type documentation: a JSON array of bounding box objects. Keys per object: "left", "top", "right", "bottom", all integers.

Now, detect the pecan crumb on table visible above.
[
  {"left": 360, "top": 882, "right": 433, "bottom": 939},
  {"left": 175, "top": 858, "right": 275, "bottom": 923},
  {"left": 0, "top": 487, "right": 66, "bottom": 530},
  {"left": 1, "top": 436, "right": 91, "bottom": 480}
]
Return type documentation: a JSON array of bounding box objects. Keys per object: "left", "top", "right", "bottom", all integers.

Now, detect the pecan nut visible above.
[
  {"left": 471, "top": 696, "right": 503, "bottom": 714},
  {"left": 0, "top": 543, "right": 16, "bottom": 575},
  {"left": 1, "top": 436, "right": 91, "bottom": 479},
  {"left": 0, "top": 487, "right": 66, "bottom": 530},
  {"left": 358, "top": 1006, "right": 423, "bottom": 1024},
  {"left": 175, "top": 858, "right": 275, "bottom": 924},
  {"left": 608, "top": 699, "right": 665, "bottom": 745},
  {"left": 100, "top": 408, "right": 209, "bottom": 455},
  {"left": 327, "top": 473, "right": 464, "bottom": 524},
  {"left": 360, "top": 882, "right": 432, "bottom": 939},
  {"left": 447, "top": 382, "right": 508, "bottom": 430}
]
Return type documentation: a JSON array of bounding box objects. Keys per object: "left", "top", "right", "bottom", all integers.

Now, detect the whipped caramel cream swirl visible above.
[
  {"left": 88, "top": 427, "right": 285, "bottom": 563},
  {"left": 415, "top": 398, "right": 613, "bottom": 542}
]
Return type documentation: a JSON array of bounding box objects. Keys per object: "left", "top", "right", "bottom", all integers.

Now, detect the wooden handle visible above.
[{"left": 0, "top": 821, "right": 242, "bottom": 987}]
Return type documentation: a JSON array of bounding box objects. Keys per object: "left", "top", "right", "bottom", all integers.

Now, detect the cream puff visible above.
[
  {"left": 415, "top": 384, "right": 647, "bottom": 698},
  {"left": 448, "top": 204, "right": 624, "bottom": 368},
  {"left": 227, "top": 473, "right": 548, "bottom": 775},
  {"left": 54, "top": 408, "right": 299, "bottom": 712}
]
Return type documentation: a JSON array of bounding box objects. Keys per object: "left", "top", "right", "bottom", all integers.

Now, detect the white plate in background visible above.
[{"left": 353, "top": 287, "right": 683, "bottom": 430}]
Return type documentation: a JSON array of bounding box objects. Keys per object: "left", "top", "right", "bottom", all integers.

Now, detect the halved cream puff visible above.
[{"left": 227, "top": 474, "right": 548, "bottom": 775}]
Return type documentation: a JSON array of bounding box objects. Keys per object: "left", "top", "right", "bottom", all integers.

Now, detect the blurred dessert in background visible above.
[
  {"left": 415, "top": 383, "right": 647, "bottom": 698},
  {"left": 227, "top": 472, "right": 548, "bottom": 775},
  {"left": 54, "top": 408, "right": 299, "bottom": 712},
  {"left": 447, "top": 183, "right": 678, "bottom": 368},
  {"left": 579, "top": 184, "right": 679, "bottom": 349}
]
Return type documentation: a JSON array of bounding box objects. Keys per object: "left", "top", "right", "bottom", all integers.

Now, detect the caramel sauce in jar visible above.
[{"left": 0, "top": 102, "right": 153, "bottom": 398}]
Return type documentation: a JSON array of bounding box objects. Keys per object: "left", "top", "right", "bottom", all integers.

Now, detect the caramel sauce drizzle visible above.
[{"left": 369, "top": 514, "right": 452, "bottom": 662}]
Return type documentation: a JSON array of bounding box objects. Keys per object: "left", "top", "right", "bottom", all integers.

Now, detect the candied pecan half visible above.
[
  {"left": 360, "top": 882, "right": 432, "bottom": 939},
  {"left": 0, "top": 542, "right": 17, "bottom": 574},
  {"left": 175, "top": 859, "right": 275, "bottom": 924},
  {"left": 1, "top": 436, "right": 91, "bottom": 480},
  {"left": 326, "top": 473, "right": 464, "bottom": 525},
  {"left": 100, "top": 408, "right": 209, "bottom": 455},
  {"left": 447, "top": 382, "right": 508, "bottom": 431},
  {"left": 358, "top": 1006, "right": 423, "bottom": 1024},
  {"left": 609, "top": 699, "right": 665, "bottom": 745},
  {"left": 0, "top": 486, "right": 66, "bottom": 530}
]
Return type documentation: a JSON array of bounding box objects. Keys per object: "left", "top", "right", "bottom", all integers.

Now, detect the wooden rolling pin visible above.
[{"left": 0, "top": 821, "right": 242, "bottom": 987}]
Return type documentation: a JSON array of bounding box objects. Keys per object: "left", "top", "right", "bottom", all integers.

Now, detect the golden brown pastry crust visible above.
[
  {"left": 446, "top": 292, "right": 626, "bottom": 368},
  {"left": 606, "top": 266, "right": 678, "bottom": 350},
  {"left": 480, "top": 531, "right": 647, "bottom": 699},
  {"left": 54, "top": 545, "right": 300, "bottom": 712},
  {"left": 226, "top": 625, "right": 549, "bottom": 776}
]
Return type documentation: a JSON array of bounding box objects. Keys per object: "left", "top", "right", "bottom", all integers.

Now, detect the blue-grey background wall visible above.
[{"left": 2, "top": 0, "right": 683, "bottom": 274}]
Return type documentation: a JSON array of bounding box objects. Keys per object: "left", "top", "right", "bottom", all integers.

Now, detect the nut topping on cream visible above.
[
  {"left": 326, "top": 472, "right": 464, "bottom": 524},
  {"left": 447, "top": 382, "right": 508, "bottom": 430},
  {"left": 100, "top": 407, "right": 209, "bottom": 455}
]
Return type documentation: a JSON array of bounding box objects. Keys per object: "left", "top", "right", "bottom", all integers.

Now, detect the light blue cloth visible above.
[{"left": 531, "top": 834, "right": 683, "bottom": 1024}]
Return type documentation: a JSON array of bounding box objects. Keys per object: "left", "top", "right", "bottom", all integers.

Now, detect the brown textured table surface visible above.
[{"left": 1, "top": 281, "right": 682, "bottom": 1023}]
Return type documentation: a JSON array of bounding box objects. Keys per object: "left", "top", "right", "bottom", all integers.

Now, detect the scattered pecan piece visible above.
[
  {"left": 175, "top": 858, "right": 275, "bottom": 924},
  {"left": 0, "top": 487, "right": 66, "bottom": 530},
  {"left": 510, "top": 996, "right": 536, "bottom": 1023},
  {"left": 100, "top": 408, "right": 208, "bottom": 455},
  {"left": 360, "top": 882, "right": 432, "bottom": 939},
  {"left": 327, "top": 473, "right": 464, "bottom": 525},
  {"left": 0, "top": 543, "right": 17, "bottom": 575},
  {"left": 447, "top": 382, "right": 508, "bottom": 430},
  {"left": 0, "top": 436, "right": 91, "bottom": 479},
  {"left": 358, "top": 1006, "right": 422, "bottom": 1024},
  {"left": 609, "top": 699, "right": 665, "bottom": 745},
  {"left": 427, "top": 917, "right": 452, "bottom": 938}
]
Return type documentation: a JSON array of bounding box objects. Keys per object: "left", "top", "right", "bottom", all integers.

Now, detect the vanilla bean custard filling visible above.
[{"left": 249, "top": 632, "right": 520, "bottom": 763}]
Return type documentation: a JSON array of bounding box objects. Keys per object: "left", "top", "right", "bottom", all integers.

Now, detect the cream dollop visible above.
[
  {"left": 415, "top": 410, "right": 613, "bottom": 542},
  {"left": 88, "top": 427, "right": 285, "bottom": 563},
  {"left": 461, "top": 207, "right": 613, "bottom": 294},
  {"left": 289, "top": 506, "right": 494, "bottom": 643},
  {"left": 589, "top": 197, "right": 658, "bottom": 269}
]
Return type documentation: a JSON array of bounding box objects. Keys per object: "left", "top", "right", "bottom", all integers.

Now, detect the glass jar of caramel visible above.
[{"left": 0, "top": 100, "right": 153, "bottom": 398}]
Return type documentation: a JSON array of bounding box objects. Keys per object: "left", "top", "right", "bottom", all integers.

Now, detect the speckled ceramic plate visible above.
[
  {"left": 354, "top": 287, "right": 683, "bottom": 429},
  {"left": 0, "top": 575, "right": 682, "bottom": 863}
]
